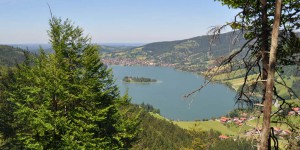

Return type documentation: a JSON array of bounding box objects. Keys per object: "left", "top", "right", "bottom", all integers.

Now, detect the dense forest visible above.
[{"left": 139, "top": 102, "right": 160, "bottom": 114}]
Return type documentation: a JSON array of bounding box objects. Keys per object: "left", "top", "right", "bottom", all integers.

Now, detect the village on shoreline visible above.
[{"left": 102, "top": 58, "right": 175, "bottom": 67}]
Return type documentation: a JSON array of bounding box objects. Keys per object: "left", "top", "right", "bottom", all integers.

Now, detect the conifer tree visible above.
[{"left": 0, "top": 17, "right": 138, "bottom": 149}]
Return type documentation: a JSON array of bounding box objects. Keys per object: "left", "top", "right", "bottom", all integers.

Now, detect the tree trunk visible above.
[
  {"left": 261, "top": 0, "right": 269, "bottom": 104},
  {"left": 259, "top": 0, "right": 282, "bottom": 149}
]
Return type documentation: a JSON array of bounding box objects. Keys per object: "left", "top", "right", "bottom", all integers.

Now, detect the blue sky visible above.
[{"left": 0, "top": 0, "right": 239, "bottom": 44}]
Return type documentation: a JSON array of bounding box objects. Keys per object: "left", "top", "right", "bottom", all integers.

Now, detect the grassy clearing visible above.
[
  {"left": 209, "top": 67, "right": 299, "bottom": 99},
  {"left": 173, "top": 120, "right": 252, "bottom": 136},
  {"left": 224, "top": 74, "right": 258, "bottom": 90},
  {"left": 212, "top": 69, "right": 247, "bottom": 81},
  {"left": 276, "top": 76, "right": 299, "bottom": 98},
  {"left": 149, "top": 113, "right": 252, "bottom": 136}
]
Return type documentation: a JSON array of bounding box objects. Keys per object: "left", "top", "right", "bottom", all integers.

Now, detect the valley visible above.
[
  {"left": 101, "top": 31, "right": 300, "bottom": 149},
  {"left": 2, "top": 0, "right": 300, "bottom": 149},
  {"left": 1, "top": 31, "right": 299, "bottom": 149}
]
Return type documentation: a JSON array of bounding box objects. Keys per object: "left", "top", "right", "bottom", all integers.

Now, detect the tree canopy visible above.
[{"left": 0, "top": 17, "right": 138, "bottom": 149}]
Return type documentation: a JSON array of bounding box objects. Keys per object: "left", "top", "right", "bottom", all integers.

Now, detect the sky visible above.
[{"left": 0, "top": 0, "right": 239, "bottom": 44}]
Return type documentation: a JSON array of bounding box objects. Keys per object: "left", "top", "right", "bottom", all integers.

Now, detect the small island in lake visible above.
[{"left": 123, "top": 76, "right": 157, "bottom": 83}]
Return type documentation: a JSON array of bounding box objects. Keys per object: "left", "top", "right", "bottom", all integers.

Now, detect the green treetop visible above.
[{"left": 0, "top": 17, "right": 138, "bottom": 149}]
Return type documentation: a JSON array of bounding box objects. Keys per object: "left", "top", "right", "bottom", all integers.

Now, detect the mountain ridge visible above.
[
  {"left": 103, "top": 31, "right": 248, "bottom": 72},
  {"left": 135, "top": 31, "right": 246, "bottom": 57}
]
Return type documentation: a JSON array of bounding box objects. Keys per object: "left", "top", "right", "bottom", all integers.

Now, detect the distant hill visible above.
[
  {"left": 0, "top": 45, "right": 27, "bottom": 66},
  {"left": 137, "top": 31, "right": 246, "bottom": 58},
  {"left": 11, "top": 44, "right": 53, "bottom": 53},
  {"left": 101, "top": 45, "right": 136, "bottom": 53},
  {"left": 103, "top": 31, "right": 247, "bottom": 72},
  {"left": 10, "top": 43, "right": 144, "bottom": 54}
]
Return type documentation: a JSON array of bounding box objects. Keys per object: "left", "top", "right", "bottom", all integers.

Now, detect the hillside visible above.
[
  {"left": 101, "top": 45, "right": 136, "bottom": 53},
  {"left": 127, "top": 104, "right": 255, "bottom": 150},
  {"left": 0, "top": 44, "right": 259, "bottom": 149},
  {"left": 139, "top": 31, "right": 246, "bottom": 57},
  {"left": 102, "top": 31, "right": 247, "bottom": 72},
  {"left": 0, "top": 45, "right": 27, "bottom": 66}
]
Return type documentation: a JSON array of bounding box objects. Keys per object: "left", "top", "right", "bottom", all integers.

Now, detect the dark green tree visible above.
[{"left": 0, "top": 17, "right": 138, "bottom": 149}]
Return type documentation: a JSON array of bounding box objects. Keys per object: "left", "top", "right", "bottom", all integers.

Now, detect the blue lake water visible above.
[{"left": 111, "top": 65, "right": 236, "bottom": 121}]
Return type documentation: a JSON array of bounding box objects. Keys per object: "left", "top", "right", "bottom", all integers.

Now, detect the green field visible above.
[
  {"left": 173, "top": 120, "right": 252, "bottom": 136},
  {"left": 208, "top": 67, "right": 300, "bottom": 100}
]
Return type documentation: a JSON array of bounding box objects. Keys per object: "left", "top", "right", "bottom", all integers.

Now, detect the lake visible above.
[{"left": 111, "top": 65, "right": 236, "bottom": 121}]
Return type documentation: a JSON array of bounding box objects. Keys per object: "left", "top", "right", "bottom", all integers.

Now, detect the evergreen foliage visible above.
[
  {"left": 0, "top": 17, "right": 138, "bottom": 149},
  {"left": 209, "top": 138, "right": 256, "bottom": 150},
  {"left": 129, "top": 104, "right": 195, "bottom": 149},
  {"left": 140, "top": 102, "right": 160, "bottom": 114},
  {"left": 126, "top": 103, "right": 255, "bottom": 150}
]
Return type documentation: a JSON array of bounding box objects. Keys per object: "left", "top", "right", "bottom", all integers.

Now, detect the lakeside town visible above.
[
  {"left": 102, "top": 58, "right": 176, "bottom": 67},
  {"left": 217, "top": 107, "right": 300, "bottom": 140}
]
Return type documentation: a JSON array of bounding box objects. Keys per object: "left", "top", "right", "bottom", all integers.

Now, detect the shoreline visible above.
[
  {"left": 110, "top": 64, "right": 239, "bottom": 121},
  {"left": 122, "top": 81, "right": 159, "bottom": 84}
]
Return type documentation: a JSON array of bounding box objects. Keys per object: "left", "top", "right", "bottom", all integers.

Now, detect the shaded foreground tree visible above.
[
  {"left": 260, "top": 1, "right": 282, "bottom": 149},
  {"left": 190, "top": 0, "right": 300, "bottom": 149},
  {"left": 0, "top": 17, "right": 138, "bottom": 149}
]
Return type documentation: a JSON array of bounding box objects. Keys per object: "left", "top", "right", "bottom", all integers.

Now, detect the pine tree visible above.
[{"left": 0, "top": 17, "right": 138, "bottom": 149}]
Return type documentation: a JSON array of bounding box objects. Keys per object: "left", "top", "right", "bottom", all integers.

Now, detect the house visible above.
[
  {"left": 292, "top": 107, "right": 300, "bottom": 115},
  {"left": 245, "top": 128, "right": 262, "bottom": 136},
  {"left": 240, "top": 117, "right": 247, "bottom": 121},
  {"left": 273, "top": 127, "right": 282, "bottom": 135},
  {"left": 288, "top": 111, "right": 296, "bottom": 116},
  {"left": 292, "top": 107, "right": 300, "bottom": 111},
  {"left": 219, "top": 135, "right": 229, "bottom": 139},
  {"left": 220, "top": 117, "right": 231, "bottom": 123},
  {"left": 280, "top": 130, "right": 292, "bottom": 136},
  {"left": 233, "top": 117, "right": 239, "bottom": 122},
  {"left": 288, "top": 107, "right": 300, "bottom": 116}
]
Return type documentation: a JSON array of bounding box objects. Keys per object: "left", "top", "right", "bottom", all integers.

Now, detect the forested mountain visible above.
[
  {"left": 103, "top": 31, "right": 248, "bottom": 72},
  {"left": 138, "top": 31, "right": 246, "bottom": 57},
  {"left": 0, "top": 45, "right": 27, "bottom": 66}
]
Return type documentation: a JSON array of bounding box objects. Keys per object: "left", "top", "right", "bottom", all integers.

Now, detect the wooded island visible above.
[{"left": 123, "top": 76, "right": 157, "bottom": 83}]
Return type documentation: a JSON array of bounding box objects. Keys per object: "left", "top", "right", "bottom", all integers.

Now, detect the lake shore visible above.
[{"left": 111, "top": 65, "right": 236, "bottom": 121}]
